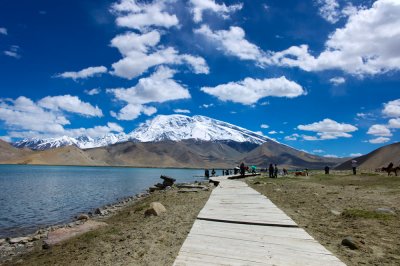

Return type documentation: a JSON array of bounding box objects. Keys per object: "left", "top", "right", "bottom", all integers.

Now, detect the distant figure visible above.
[
  {"left": 205, "top": 169, "right": 210, "bottom": 179},
  {"left": 283, "top": 168, "right": 288, "bottom": 176},
  {"left": 225, "top": 169, "right": 229, "bottom": 175},
  {"left": 240, "top": 162, "right": 245, "bottom": 176},
  {"left": 211, "top": 169, "right": 216, "bottom": 177},
  {"left": 274, "top": 164, "right": 278, "bottom": 178},
  {"left": 388, "top": 162, "right": 394, "bottom": 169},
  {"left": 234, "top": 167, "right": 239, "bottom": 175},
  {"left": 351, "top": 160, "right": 357, "bottom": 175},
  {"left": 251, "top": 165, "right": 256, "bottom": 174},
  {"left": 222, "top": 170, "right": 225, "bottom": 176},
  {"left": 269, "top": 164, "right": 274, "bottom": 178},
  {"left": 324, "top": 166, "right": 330, "bottom": 175},
  {"left": 304, "top": 168, "right": 309, "bottom": 176}
]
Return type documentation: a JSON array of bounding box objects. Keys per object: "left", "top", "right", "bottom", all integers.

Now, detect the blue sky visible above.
[{"left": 0, "top": 0, "right": 399, "bottom": 158}]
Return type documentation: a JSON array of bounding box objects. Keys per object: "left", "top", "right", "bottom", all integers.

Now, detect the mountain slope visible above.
[
  {"left": 0, "top": 140, "right": 33, "bottom": 162},
  {"left": 13, "top": 114, "right": 274, "bottom": 150},
  {"left": 3, "top": 146, "right": 105, "bottom": 166},
  {"left": 128, "top": 115, "right": 272, "bottom": 144},
  {"left": 241, "top": 141, "right": 346, "bottom": 169},
  {"left": 84, "top": 140, "right": 245, "bottom": 168},
  {"left": 336, "top": 142, "right": 400, "bottom": 170}
]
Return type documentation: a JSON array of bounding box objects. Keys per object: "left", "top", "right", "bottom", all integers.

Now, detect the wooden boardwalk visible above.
[{"left": 173, "top": 175, "right": 345, "bottom": 266}]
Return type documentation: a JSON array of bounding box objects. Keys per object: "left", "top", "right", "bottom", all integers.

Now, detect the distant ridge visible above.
[
  {"left": 336, "top": 142, "right": 400, "bottom": 170},
  {"left": 2, "top": 114, "right": 346, "bottom": 168},
  {"left": 13, "top": 114, "right": 274, "bottom": 150}
]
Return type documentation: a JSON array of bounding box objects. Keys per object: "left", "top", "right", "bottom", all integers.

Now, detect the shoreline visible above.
[{"left": 0, "top": 178, "right": 211, "bottom": 264}]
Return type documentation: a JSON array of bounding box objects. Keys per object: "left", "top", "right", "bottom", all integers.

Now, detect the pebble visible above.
[
  {"left": 330, "top": 210, "right": 341, "bottom": 216},
  {"left": 375, "top": 208, "right": 396, "bottom": 215},
  {"left": 8, "top": 237, "right": 31, "bottom": 244},
  {"left": 341, "top": 236, "right": 360, "bottom": 250}
]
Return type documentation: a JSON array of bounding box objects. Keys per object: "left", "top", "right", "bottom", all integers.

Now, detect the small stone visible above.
[
  {"left": 341, "top": 236, "right": 360, "bottom": 250},
  {"left": 144, "top": 202, "right": 167, "bottom": 217},
  {"left": 9, "top": 237, "right": 31, "bottom": 244},
  {"left": 42, "top": 242, "right": 51, "bottom": 250},
  {"left": 77, "top": 214, "right": 90, "bottom": 221},
  {"left": 0, "top": 239, "right": 6, "bottom": 245},
  {"left": 273, "top": 188, "right": 282, "bottom": 192},
  {"left": 375, "top": 208, "right": 396, "bottom": 215},
  {"left": 330, "top": 210, "right": 341, "bottom": 216},
  {"left": 254, "top": 181, "right": 261, "bottom": 185}
]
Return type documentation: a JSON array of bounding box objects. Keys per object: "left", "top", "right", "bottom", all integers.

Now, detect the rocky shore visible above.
[{"left": 1, "top": 177, "right": 213, "bottom": 265}]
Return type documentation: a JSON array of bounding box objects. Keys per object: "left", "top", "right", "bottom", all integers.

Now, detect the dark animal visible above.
[{"left": 381, "top": 165, "right": 400, "bottom": 176}]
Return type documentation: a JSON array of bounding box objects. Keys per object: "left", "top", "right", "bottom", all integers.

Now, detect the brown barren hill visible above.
[
  {"left": 5, "top": 145, "right": 105, "bottom": 166},
  {"left": 241, "top": 141, "right": 345, "bottom": 169},
  {"left": 0, "top": 139, "right": 33, "bottom": 162},
  {"left": 336, "top": 142, "right": 400, "bottom": 170},
  {"left": 84, "top": 140, "right": 243, "bottom": 168}
]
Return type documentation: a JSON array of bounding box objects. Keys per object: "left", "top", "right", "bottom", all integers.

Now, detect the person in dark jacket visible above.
[
  {"left": 205, "top": 169, "right": 210, "bottom": 179},
  {"left": 240, "top": 162, "right": 245, "bottom": 176},
  {"left": 211, "top": 169, "right": 216, "bottom": 177},
  {"left": 269, "top": 164, "right": 274, "bottom": 178}
]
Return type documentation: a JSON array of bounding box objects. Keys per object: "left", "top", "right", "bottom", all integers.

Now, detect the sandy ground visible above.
[
  {"left": 3, "top": 171, "right": 400, "bottom": 266},
  {"left": 3, "top": 184, "right": 212, "bottom": 266},
  {"left": 248, "top": 171, "right": 400, "bottom": 266}
]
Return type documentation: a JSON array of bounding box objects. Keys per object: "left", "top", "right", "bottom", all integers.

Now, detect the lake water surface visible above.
[{"left": 0, "top": 165, "right": 204, "bottom": 238}]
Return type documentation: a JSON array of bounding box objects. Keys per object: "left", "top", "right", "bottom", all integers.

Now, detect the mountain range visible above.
[
  {"left": 2, "top": 114, "right": 348, "bottom": 168},
  {"left": 14, "top": 115, "right": 271, "bottom": 150}
]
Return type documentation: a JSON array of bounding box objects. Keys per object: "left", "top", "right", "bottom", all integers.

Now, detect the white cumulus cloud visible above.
[
  {"left": 369, "top": 137, "right": 390, "bottom": 144},
  {"left": 0, "top": 27, "right": 7, "bottom": 35},
  {"left": 201, "top": 76, "right": 305, "bottom": 105},
  {"left": 383, "top": 99, "right": 400, "bottom": 117},
  {"left": 84, "top": 88, "right": 101, "bottom": 96},
  {"left": 189, "top": 0, "right": 242, "bottom": 23},
  {"left": 108, "top": 66, "right": 190, "bottom": 120},
  {"left": 260, "top": 124, "right": 269, "bottom": 129},
  {"left": 297, "top": 118, "right": 357, "bottom": 140},
  {"left": 367, "top": 124, "right": 392, "bottom": 137},
  {"left": 272, "top": 0, "right": 400, "bottom": 75},
  {"left": 56, "top": 66, "right": 107, "bottom": 80},
  {"left": 111, "top": 0, "right": 179, "bottom": 31},
  {"left": 174, "top": 109, "right": 191, "bottom": 114},
  {"left": 195, "top": 25, "right": 269, "bottom": 65},
  {"left": 110, "top": 31, "right": 209, "bottom": 79},
  {"left": 329, "top": 77, "right": 346, "bottom": 85},
  {"left": 38, "top": 95, "right": 103, "bottom": 118},
  {"left": 315, "top": 0, "right": 341, "bottom": 23}
]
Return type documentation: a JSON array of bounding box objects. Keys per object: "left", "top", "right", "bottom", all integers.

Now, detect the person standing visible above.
[
  {"left": 205, "top": 169, "right": 210, "bottom": 179},
  {"left": 324, "top": 166, "right": 330, "bottom": 175},
  {"left": 269, "top": 164, "right": 274, "bottom": 178},
  {"left": 351, "top": 160, "right": 357, "bottom": 175},
  {"left": 274, "top": 164, "right": 278, "bottom": 178},
  {"left": 211, "top": 169, "right": 216, "bottom": 177},
  {"left": 240, "top": 162, "right": 245, "bottom": 176}
]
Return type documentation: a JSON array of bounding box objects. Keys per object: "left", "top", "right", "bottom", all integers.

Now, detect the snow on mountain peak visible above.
[
  {"left": 128, "top": 114, "right": 272, "bottom": 144},
  {"left": 13, "top": 114, "right": 273, "bottom": 150}
]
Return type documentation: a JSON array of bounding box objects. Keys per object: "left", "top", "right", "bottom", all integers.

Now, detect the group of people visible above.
[
  {"left": 204, "top": 169, "right": 216, "bottom": 179},
  {"left": 268, "top": 163, "right": 279, "bottom": 178},
  {"left": 204, "top": 163, "right": 258, "bottom": 178}
]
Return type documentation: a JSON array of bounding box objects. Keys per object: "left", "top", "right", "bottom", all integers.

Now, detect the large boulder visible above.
[
  {"left": 8, "top": 237, "right": 31, "bottom": 244},
  {"left": 160, "top": 175, "right": 176, "bottom": 187},
  {"left": 144, "top": 202, "right": 167, "bottom": 217}
]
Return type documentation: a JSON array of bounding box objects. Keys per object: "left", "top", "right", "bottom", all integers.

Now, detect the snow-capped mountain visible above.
[
  {"left": 13, "top": 114, "right": 273, "bottom": 150},
  {"left": 14, "top": 133, "right": 130, "bottom": 150},
  {"left": 128, "top": 115, "right": 272, "bottom": 144}
]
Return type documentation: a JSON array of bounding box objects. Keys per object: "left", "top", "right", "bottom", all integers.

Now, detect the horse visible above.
[{"left": 381, "top": 166, "right": 400, "bottom": 176}]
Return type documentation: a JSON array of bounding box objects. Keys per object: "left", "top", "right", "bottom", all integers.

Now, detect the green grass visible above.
[{"left": 342, "top": 209, "right": 394, "bottom": 220}]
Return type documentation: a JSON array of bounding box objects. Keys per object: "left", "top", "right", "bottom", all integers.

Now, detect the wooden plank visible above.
[{"left": 173, "top": 178, "right": 346, "bottom": 266}]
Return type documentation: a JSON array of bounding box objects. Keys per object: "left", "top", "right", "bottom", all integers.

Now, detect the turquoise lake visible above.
[{"left": 0, "top": 165, "right": 204, "bottom": 238}]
